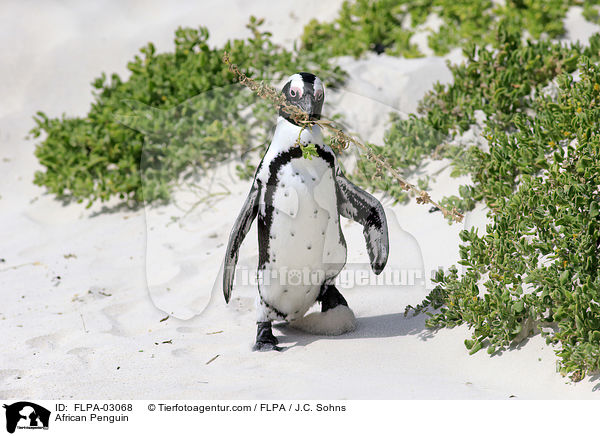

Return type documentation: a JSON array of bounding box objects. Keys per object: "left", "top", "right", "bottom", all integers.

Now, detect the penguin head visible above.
[{"left": 279, "top": 72, "right": 324, "bottom": 125}]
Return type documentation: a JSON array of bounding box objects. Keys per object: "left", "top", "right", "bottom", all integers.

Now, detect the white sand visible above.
[{"left": 1, "top": 1, "right": 599, "bottom": 400}]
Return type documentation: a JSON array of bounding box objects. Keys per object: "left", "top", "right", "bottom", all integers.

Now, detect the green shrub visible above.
[
  {"left": 30, "top": 18, "right": 345, "bottom": 205},
  {"left": 407, "top": 58, "right": 600, "bottom": 381},
  {"left": 302, "top": 0, "right": 422, "bottom": 58},
  {"left": 301, "top": 0, "right": 600, "bottom": 58},
  {"left": 355, "top": 28, "right": 600, "bottom": 208},
  {"left": 582, "top": 0, "right": 600, "bottom": 22}
]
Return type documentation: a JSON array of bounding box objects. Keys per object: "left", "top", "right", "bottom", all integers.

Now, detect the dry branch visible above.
[{"left": 223, "top": 52, "right": 464, "bottom": 224}]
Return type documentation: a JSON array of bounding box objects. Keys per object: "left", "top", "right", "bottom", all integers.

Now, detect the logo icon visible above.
[{"left": 3, "top": 402, "right": 50, "bottom": 434}]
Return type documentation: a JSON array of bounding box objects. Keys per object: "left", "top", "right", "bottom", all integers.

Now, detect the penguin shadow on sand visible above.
[
  {"left": 273, "top": 311, "right": 433, "bottom": 350},
  {"left": 266, "top": 207, "right": 436, "bottom": 351}
]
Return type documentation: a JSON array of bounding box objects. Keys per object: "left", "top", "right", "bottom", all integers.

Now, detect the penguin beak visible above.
[
  {"left": 279, "top": 82, "right": 324, "bottom": 124},
  {"left": 299, "top": 94, "right": 322, "bottom": 121}
]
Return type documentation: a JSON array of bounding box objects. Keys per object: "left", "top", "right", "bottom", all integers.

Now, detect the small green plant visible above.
[{"left": 30, "top": 17, "right": 345, "bottom": 206}]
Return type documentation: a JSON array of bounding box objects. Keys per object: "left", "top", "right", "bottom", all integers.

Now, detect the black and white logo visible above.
[{"left": 3, "top": 402, "right": 50, "bottom": 433}]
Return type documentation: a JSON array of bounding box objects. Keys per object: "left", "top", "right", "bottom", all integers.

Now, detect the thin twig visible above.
[
  {"left": 80, "top": 314, "right": 88, "bottom": 333},
  {"left": 205, "top": 354, "right": 220, "bottom": 365},
  {"left": 222, "top": 52, "right": 464, "bottom": 224}
]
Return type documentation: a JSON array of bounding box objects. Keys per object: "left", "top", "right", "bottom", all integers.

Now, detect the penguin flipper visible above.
[
  {"left": 335, "top": 171, "right": 389, "bottom": 274},
  {"left": 223, "top": 181, "right": 260, "bottom": 303}
]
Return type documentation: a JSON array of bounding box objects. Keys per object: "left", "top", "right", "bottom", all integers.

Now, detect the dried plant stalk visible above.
[{"left": 223, "top": 52, "right": 464, "bottom": 224}]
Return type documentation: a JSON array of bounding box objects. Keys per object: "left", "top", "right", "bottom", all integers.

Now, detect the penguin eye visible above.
[{"left": 289, "top": 86, "right": 302, "bottom": 99}]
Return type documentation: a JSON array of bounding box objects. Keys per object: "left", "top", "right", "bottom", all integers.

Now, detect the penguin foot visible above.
[
  {"left": 252, "top": 341, "right": 282, "bottom": 352},
  {"left": 252, "top": 322, "right": 282, "bottom": 352},
  {"left": 318, "top": 284, "right": 348, "bottom": 312}
]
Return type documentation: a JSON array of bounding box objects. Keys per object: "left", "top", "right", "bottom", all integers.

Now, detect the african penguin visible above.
[{"left": 224, "top": 72, "right": 389, "bottom": 351}]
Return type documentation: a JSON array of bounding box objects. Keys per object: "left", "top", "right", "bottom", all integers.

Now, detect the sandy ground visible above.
[{"left": 1, "top": 1, "right": 600, "bottom": 400}]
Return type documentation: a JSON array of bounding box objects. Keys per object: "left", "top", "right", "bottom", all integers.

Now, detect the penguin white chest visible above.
[
  {"left": 266, "top": 156, "right": 346, "bottom": 269},
  {"left": 257, "top": 155, "right": 347, "bottom": 319}
]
